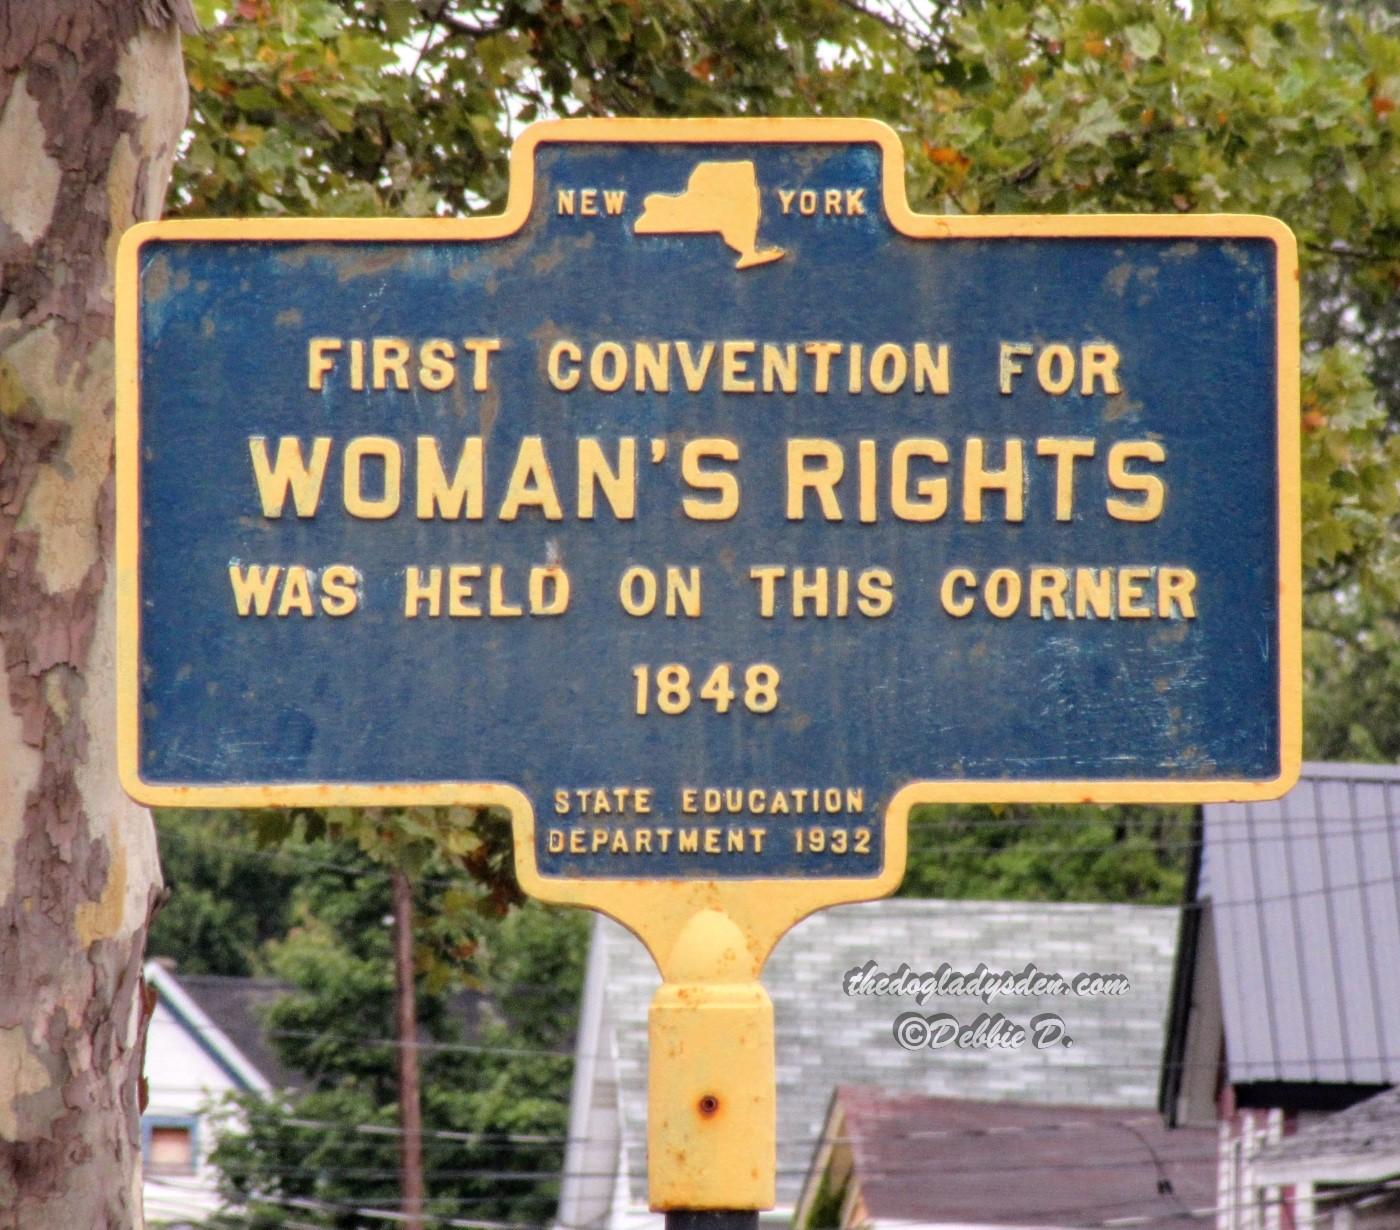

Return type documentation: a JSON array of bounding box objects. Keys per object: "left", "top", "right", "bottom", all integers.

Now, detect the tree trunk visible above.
[
  {"left": 0, "top": 2, "right": 193, "bottom": 1226},
  {"left": 392, "top": 867, "right": 427, "bottom": 1230}
]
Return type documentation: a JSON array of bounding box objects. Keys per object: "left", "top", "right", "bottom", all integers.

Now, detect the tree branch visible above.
[
  {"left": 834, "top": 0, "right": 922, "bottom": 45},
  {"left": 424, "top": 3, "right": 497, "bottom": 39},
  {"left": 1305, "top": 240, "right": 1398, "bottom": 264}
]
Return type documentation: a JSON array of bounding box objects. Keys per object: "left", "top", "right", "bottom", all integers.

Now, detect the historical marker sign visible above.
[
  {"left": 117, "top": 119, "right": 1300, "bottom": 907},
  {"left": 119, "top": 119, "right": 1301, "bottom": 1209}
]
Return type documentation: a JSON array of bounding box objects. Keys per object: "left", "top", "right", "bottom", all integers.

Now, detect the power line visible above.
[
  {"left": 266, "top": 1027, "right": 575, "bottom": 1059},
  {"left": 190, "top": 1148, "right": 1232, "bottom": 1185},
  {"left": 280, "top": 1117, "right": 571, "bottom": 1146},
  {"left": 193, "top": 1109, "right": 1227, "bottom": 1157},
  {"left": 155, "top": 807, "right": 1400, "bottom": 874},
  {"left": 222, "top": 1180, "right": 1400, "bottom": 1230},
  {"left": 856, "top": 868, "right": 1400, "bottom": 913},
  {"left": 218, "top": 1189, "right": 551, "bottom": 1229},
  {"left": 198, "top": 1111, "right": 1399, "bottom": 1224},
  {"left": 155, "top": 1009, "right": 1400, "bottom": 1071},
  {"left": 161, "top": 1016, "right": 576, "bottom": 1059}
]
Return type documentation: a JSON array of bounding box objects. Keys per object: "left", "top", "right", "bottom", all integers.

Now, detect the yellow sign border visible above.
[{"left": 116, "top": 117, "right": 1301, "bottom": 963}]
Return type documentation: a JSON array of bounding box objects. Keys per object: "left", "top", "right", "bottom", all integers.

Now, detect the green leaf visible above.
[
  {"left": 1124, "top": 23, "right": 1162, "bottom": 60},
  {"left": 1069, "top": 96, "right": 1125, "bottom": 147}
]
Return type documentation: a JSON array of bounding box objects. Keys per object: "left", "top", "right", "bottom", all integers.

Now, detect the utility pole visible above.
[{"left": 392, "top": 866, "right": 427, "bottom": 1230}]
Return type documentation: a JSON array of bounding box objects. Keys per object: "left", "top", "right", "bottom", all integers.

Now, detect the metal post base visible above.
[{"left": 665, "top": 1212, "right": 760, "bottom": 1230}]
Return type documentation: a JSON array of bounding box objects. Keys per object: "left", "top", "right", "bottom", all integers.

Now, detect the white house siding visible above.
[
  {"left": 1218, "top": 1107, "right": 1286, "bottom": 1230},
  {"left": 142, "top": 964, "right": 271, "bottom": 1226}
]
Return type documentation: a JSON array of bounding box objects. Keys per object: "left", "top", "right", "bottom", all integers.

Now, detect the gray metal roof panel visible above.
[{"left": 1204, "top": 764, "right": 1400, "bottom": 1087}]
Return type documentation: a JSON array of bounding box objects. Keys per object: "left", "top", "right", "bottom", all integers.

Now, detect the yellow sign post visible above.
[{"left": 515, "top": 808, "right": 910, "bottom": 1210}]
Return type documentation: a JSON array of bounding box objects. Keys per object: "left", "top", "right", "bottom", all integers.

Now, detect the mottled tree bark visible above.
[{"left": 0, "top": 2, "right": 193, "bottom": 1226}]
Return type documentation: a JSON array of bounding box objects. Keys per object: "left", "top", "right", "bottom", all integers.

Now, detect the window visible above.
[{"left": 142, "top": 1118, "right": 197, "bottom": 1176}]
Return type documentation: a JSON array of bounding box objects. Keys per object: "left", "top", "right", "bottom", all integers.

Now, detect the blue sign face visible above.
[{"left": 118, "top": 120, "right": 1299, "bottom": 886}]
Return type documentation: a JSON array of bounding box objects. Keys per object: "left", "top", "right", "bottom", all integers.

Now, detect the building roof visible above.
[
  {"left": 1253, "top": 1084, "right": 1400, "bottom": 1187},
  {"left": 559, "top": 898, "right": 1183, "bottom": 1228},
  {"left": 167, "top": 971, "right": 493, "bottom": 1095},
  {"left": 171, "top": 973, "right": 303, "bottom": 1092},
  {"left": 797, "top": 1086, "right": 1218, "bottom": 1229},
  {"left": 145, "top": 962, "right": 274, "bottom": 1096},
  {"left": 1200, "top": 762, "right": 1400, "bottom": 1089}
]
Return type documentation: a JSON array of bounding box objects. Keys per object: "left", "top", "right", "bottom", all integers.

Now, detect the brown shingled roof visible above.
[
  {"left": 1254, "top": 1084, "right": 1400, "bottom": 1184},
  {"left": 804, "top": 1086, "right": 1217, "bottom": 1229}
]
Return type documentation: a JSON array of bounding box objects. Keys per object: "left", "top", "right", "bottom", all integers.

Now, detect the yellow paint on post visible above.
[
  {"left": 649, "top": 980, "right": 775, "bottom": 1210},
  {"left": 642, "top": 911, "right": 776, "bottom": 1207}
]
